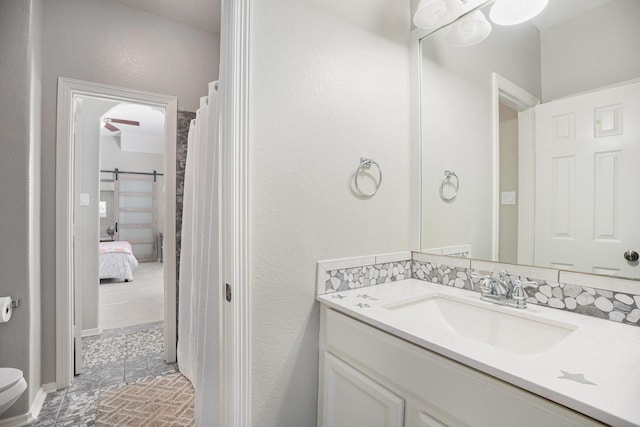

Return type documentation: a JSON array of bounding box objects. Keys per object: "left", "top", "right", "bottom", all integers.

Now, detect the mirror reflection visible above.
[{"left": 419, "top": 0, "right": 640, "bottom": 279}]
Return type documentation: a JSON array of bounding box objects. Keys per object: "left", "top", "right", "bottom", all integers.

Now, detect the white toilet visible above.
[{"left": 0, "top": 368, "right": 26, "bottom": 416}]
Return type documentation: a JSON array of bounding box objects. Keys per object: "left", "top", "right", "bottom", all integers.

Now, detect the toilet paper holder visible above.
[{"left": 0, "top": 297, "right": 19, "bottom": 324}]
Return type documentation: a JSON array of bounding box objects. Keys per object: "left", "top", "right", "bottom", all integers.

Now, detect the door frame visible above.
[
  {"left": 219, "top": 0, "right": 251, "bottom": 424},
  {"left": 55, "top": 77, "right": 178, "bottom": 388},
  {"left": 490, "top": 73, "right": 539, "bottom": 262}
]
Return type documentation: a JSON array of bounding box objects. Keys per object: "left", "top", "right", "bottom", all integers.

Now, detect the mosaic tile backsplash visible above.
[
  {"left": 317, "top": 253, "right": 640, "bottom": 327},
  {"left": 411, "top": 260, "right": 640, "bottom": 326},
  {"left": 322, "top": 260, "right": 412, "bottom": 294}
]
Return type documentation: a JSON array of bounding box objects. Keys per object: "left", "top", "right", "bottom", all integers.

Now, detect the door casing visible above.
[{"left": 55, "top": 77, "right": 178, "bottom": 388}]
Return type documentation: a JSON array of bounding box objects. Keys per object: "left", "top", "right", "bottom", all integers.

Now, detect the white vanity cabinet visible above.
[
  {"left": 322, "top": 352, "right": 404, "bottom": 427},
  {"left": 318, "top": 305, "right": 604, "bottom": 427}
]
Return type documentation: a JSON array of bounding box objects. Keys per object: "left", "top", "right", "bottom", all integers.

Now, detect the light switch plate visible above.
[
  {"left": 80, "top": 193, "right": 90, "bottom": 206},
  {"left": 501, "top": 191, "right": 516, "bottom": 205}
]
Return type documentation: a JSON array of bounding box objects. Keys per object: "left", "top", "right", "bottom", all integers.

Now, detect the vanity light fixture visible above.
[
  {"left": 445, "top": 10, "right": 492, "bottom": 47},
  {"left": 414, "top": 0, "right": 464, "bottom": 30},
  {"left": 489, "top": 0, "right": 549, "bottom": 26}
]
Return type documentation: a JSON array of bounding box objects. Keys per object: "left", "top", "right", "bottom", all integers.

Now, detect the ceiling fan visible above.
[{"left": 102, "top": 117, "right": 140, "bottom": 132}]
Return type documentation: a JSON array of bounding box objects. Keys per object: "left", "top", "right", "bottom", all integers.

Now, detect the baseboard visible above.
[
  {"left": 41, "top": 382, "right": 57, "bottom": 393},
  {"left": 28, "top": 387, "right": 47, "bottom": 421},
  {"left": 0, "top": 386, "right": 47, "bottom": 427},
  {"left": 81, "top": 327, "right": 102, "bottom": 337}
]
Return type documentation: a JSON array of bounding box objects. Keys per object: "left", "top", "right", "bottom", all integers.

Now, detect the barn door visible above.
[{"left": 116, "top": 174, "right": 158, "bottom": 262}]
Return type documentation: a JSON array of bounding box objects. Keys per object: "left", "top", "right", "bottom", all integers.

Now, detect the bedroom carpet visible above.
[{"left": 100, "top": 261, "right": 164, "bottom": 330}]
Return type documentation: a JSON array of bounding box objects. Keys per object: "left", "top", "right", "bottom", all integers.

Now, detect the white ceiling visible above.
[
  {"left": 530, "top": 0, "right": 614, "bottom": 30},
  {"left": 105, "top": 0, "right": 222, "bottom": 34},
  {"left": 104, "top": 0, "right": 614, "bottom": 39}
]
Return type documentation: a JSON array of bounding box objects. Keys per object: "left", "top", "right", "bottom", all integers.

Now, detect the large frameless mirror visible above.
[{"left": 418, "top": 0, "right": 640, "bottom": 279}]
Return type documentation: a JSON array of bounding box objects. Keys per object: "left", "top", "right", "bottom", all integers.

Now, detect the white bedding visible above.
[{"left": 99, "top": 241, "right": 139, "bottom": 281}]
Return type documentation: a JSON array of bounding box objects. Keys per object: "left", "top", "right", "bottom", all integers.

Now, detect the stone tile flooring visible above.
[{"left": 31, "top": 322, "right": 177, "bottom": 426}]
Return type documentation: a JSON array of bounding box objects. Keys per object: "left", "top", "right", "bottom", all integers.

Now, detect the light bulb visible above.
[
  {"left": 490, "top": 0, "right": 548, "bottom": 26},
  {"left": 446, "top": 10, "right": 492, "bottom": 47},
  {"left": 414, "top": 0, "right": 464, "bottom": 30}
]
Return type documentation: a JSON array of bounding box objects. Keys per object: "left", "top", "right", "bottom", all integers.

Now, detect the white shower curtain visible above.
[{"left": 178, "top": 81, "right": 220, "bottom": 424}]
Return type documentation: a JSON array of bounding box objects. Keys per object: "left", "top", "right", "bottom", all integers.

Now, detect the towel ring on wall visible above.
[
  {"left": 440, "top": 170, "right": 459, "bottom": 201},
  {"left": 354, "top": 158, "right": 382, "bottom": 197}
]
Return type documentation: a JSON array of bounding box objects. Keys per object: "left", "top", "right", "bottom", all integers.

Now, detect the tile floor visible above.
[{"left": 31, "top": 322, "right": 177, "bottom": 426}]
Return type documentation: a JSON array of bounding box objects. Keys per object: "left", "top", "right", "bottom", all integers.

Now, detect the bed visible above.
[{"left": 99, "top": 241, "right": 139, "bottom": 281}]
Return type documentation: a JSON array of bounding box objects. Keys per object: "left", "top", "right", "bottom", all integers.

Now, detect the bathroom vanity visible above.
[
  {"left": 316, "top": 279, "right": 640, "bottom": 427},
  {"left": 318, "top": 1, "right": 640, "bottom": 425}
]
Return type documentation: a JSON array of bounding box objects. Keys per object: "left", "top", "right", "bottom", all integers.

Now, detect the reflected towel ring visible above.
[
  {"left": 440, "top": 170, "right": 459, "bottom": 201},
  {"left": 354, "top": 158, "right": 382, "bottom": 197}
]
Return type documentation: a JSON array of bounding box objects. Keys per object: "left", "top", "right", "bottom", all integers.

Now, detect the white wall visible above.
[
  {"left": 101, "top": 136, "right": 165, "bottom": 171},
  {"left": 120, "top": 131, "right": 164, "bottom": 155},
  {"left": 78, "top": 97, "right": 121, "bottom": 332},
  {"left": 541, "top": 0, "right": 640, "bottom": 101},
  {"left": 248, "top": 0, "right": 412, "bottom": 425},
  {"left": 0, "top": 0, "right": 43, "bottom": 418},
  {"left": 41, "top": 0, "right": 220, "bottom": 384},
  {"left": 420, "top": 15, "right": 541, "bottom": 260}
]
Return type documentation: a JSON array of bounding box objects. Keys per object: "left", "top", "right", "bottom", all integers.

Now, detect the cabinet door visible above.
[
  {"left": 404, "top": 406, "right": 452, "bottom": 427},
  {"left": 321, "top": 353, "right": 404, "bottom": 427},
  {"left": 416, "top": 410, "right": 447, "bottom": 427}
]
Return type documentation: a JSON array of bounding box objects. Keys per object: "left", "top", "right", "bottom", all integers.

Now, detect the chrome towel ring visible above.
[
  {"left": 354, "top": 158, "right": 382, "bottom": 197},
  {"left": 440, "top": 170, "right": 459, "bottom": 201}
]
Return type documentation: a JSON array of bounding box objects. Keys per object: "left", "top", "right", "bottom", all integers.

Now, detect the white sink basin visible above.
[{"left": 385, "top": 295, "right": 577, "bottom": 355}]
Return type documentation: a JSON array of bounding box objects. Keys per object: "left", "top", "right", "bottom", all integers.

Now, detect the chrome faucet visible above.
[{"left": 471, "top": 270, "right": 538, "bottom": 309}]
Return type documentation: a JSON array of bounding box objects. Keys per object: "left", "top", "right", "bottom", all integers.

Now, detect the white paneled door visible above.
[{"left": 535, "top": 81, "right": 640, "bottom": 277}]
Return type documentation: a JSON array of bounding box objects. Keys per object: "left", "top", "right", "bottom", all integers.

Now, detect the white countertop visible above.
[{"left": 317, "top": 279, "right": 640, "bottom": 426}]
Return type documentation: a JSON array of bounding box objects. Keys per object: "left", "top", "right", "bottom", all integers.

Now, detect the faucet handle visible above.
[
  {"left": 471, "top": 271, "right": 492, "bottom": 294},
  {"left": 511, "top": 279, "right": 538, "bottom": 301},
  {"left": 471, "top": 271, "right": 488, "bottom": 279}
]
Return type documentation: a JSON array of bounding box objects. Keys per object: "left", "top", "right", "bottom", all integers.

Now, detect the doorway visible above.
[
  {"left": 97, "top": 101, "right": 166, "bottom": 332},
  {"left": 498, "top": 102, "right": 519, "bottom": 264},
  {"left": 491, "top": 73, "right": 540, "bottom": 264},
  {"left": 55, "top": 78, "right": 178, "bottom": 388}
]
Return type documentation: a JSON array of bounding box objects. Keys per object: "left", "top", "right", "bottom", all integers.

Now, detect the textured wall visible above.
[
  {"left": 248, "top": 0, "right": 412, "bottom": 425},
  {"left": 0, "top": 0, "right": 43, "bottom": 418},
  {"left": 77, "top": 97, "right": 121, "bottom": 332},
  {"left": 40, "top": 0, "right": 219, "bottom": 385}
]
